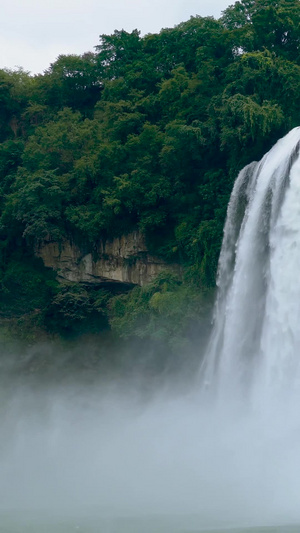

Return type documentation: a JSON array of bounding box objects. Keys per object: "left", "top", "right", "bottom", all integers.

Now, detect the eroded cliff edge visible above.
[{"left": 36, "top": 231, "right": 181, "bottom": 286}]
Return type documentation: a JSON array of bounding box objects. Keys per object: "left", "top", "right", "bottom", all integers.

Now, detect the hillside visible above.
[{"left": 0, "top": 0, "right": 299, "bottom": 345}]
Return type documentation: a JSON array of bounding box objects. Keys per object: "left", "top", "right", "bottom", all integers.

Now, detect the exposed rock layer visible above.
[{"left": 36, "top": 232, "right": 180, "bottom": 286}]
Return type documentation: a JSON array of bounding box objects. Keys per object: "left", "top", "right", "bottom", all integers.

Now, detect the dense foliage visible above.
[{"left": 0, "top": 0, "right": 299, "bottom": 342}]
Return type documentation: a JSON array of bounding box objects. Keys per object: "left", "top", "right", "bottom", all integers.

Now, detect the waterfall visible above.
[{"left": 203, "top": 127, "right": 300, "bottom": 405}]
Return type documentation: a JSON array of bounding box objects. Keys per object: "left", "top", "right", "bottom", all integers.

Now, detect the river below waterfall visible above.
[{"left": 1, "top": 514, "right": 300, "bottom": 532}]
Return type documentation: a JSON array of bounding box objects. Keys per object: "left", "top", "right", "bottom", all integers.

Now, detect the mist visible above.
[{"left": 1, "top": 338, "right": 300, "bottom": 532}]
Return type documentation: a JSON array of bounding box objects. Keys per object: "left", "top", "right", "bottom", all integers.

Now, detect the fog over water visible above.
[
  {"left": 2, "top": 354, "right": 300, "bottom": 532},
  {"left": 2, "top": 129, "right": 300, "bottom": 532}
]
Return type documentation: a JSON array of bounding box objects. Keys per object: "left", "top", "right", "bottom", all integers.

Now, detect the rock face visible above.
[{"left": 36, "top": 232, "right": 180, "bottom": 286}]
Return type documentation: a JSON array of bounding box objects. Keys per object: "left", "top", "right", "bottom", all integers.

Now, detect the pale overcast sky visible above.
[{"left": 0, "top": 0, "right": 232, "bottom": 75}]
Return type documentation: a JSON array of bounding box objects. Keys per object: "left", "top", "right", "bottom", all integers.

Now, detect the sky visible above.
[{"left": 0, "top": 0, "right": 232, "bottom": 75}]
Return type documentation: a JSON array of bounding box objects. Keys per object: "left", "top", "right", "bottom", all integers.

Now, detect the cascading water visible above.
[{"left": 203, "top": 127, "right": 300, "bottom": 406}]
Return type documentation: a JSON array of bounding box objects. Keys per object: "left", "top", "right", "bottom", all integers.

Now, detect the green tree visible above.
[
  {"left": 44, "top": 53, "right": 102, "bottom": 115},
  {"left": 222, "top": 0, "right": 300, "bottom": 62},
  {"left": 2, "top": 169, "right": 64, "bottom": 243}
]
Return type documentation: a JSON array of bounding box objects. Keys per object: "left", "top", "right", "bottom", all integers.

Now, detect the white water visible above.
[
  {"left": 203, "top": 127, "right": 300, "bottom": 406},
  {"left": 2, "top": 129, "right": 300, "bottom": 531}
]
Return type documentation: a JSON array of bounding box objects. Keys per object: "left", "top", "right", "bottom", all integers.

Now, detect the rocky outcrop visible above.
[{"left": 36, "top": 232, "right": 181, "bottom": 286}]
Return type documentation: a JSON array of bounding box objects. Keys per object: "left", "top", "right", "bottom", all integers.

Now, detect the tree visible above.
[
  {"left": 44, "top": 53, "right": 102, "bottom": 115},
  {"left": 222, "top": 0, "right": 300, "bottom": 62},
  {"left": 96, "top": 29, "right": 142, "bottom": 80},
  {"left": 2, "top": 169, "right": 64, "bottom": 243}
]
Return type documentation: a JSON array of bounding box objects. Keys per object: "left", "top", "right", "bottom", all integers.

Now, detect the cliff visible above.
[{"left": 36, "top": 231, "right": 181, "bottom": 286}]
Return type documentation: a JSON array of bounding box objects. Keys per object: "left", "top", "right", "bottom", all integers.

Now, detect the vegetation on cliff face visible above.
[{"left": 0, "top": 0, "right": 299, "bottom": 343}]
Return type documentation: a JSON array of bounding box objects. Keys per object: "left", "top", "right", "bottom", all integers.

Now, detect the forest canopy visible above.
[{"left": 0, "top": 0, "right": 299, "bottom": 342}]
